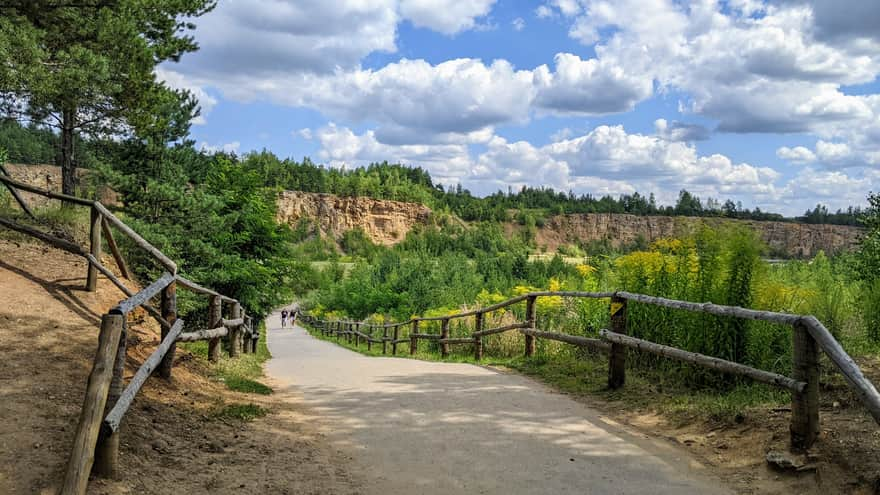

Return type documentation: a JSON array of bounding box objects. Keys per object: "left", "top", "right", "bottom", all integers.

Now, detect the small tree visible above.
[{"left": 0, "top": 0, "right": 215, "bottom": 196}]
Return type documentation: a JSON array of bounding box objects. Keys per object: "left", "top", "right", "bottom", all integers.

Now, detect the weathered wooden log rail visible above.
[
  {"left": 301, "top": 288, "right": 880, "bottom": 452},
  {"left": 0, "top": 175, "right": 259, "bottom": 495}
]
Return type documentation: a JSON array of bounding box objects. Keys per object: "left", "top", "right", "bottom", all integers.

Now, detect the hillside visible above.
[
  {"left": 535, "top": 213, "right": 862, "bottom": 258},
  {"left": 5, "top": 163, "right": 864, "bottom": 258},
  {"left": 273, "top": 187, "right": 863, "bottom": 258},
  {"left": 3, "top": 163, "right": 864, "bottom": 257}
]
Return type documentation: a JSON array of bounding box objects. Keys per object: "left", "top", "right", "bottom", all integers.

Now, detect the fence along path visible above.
[
  {"left": 0, "top": 173, "right": 259, "bottom": 495},
  {"left": 302, "top": 289, "right": 880, "bottom": 453}
]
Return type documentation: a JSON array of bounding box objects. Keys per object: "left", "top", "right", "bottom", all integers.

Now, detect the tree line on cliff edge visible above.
[{"left": 0, "top": 120, "right": 866, "bottom": 227}]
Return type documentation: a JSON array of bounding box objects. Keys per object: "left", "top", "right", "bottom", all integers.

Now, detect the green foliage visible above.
[
  {"left": 340, "top": 228, "right": 380, "bottom": 260},
  {"left": 224, "top": 377, "right": 273, "bottom": 395},
  {"left": 858, "top": 193, "right": 880, "bottom": 343},
  {"left": 312, "top": 223, "right": 872, "bottom": 392},
  {"left": 171, "top": 149, "right": 859, "bottom": 226},
  {"left": 0, "top": 1, "right": 213, "bottom": 193},
  {"left": 214, "top": 403, "right": 268, "bottom": 422},
  {"left": 180, "top": 321, "right": 273, "bottom": 394},
  {"left": 864, "top": 278, "right": 880, "bottom": 343},
  {"left": 97, "top": 150, "right": 298, "bottom": 318}
]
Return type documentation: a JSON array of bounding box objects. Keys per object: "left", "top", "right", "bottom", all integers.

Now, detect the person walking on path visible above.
[{"left": 280, "top": 309, "right": 288, "bottom": 327}]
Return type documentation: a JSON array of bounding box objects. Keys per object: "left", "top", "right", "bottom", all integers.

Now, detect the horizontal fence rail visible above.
[
  {"left": 103, "top": 319, "right": 186, "bottom": 433},
  {"left": 598, "top": 329, "right": 806, "bottom": 393},
  {"left": 301, "top": 288, "right": 880, "bottom": 453},
  {"left": 0, "top": 177, "right": 256, "bottom": 495}
]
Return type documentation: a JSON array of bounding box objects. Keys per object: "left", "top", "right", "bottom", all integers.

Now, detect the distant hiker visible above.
[
  {"left": 290, "top": 310, "right": 298, "bottom": 326},
  {"left": 281, "top": 309, "right": 288, "bottom": 327}
]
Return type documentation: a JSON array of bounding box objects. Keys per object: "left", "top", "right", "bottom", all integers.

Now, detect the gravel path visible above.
[{"left": 266, "top": 313, "right": 730, "bottom": 495}]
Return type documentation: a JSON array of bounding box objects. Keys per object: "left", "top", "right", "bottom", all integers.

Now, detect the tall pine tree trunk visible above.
[{"left": 60, "top": 106, "right": 77, "bottom": 198}]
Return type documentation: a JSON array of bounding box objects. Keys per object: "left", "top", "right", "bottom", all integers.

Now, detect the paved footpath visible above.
[{"left": 266, "top": 312, "right": 731, "bottom": 495}]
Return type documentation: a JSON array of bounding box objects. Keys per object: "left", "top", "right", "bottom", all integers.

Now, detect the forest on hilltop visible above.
[{"left": 0, "top": 120, "right": 866, "bottom": 227}]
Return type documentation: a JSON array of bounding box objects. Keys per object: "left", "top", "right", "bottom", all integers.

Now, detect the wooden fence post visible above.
[
  {"left": 392, "top": 326, "right": 400, "bottom": 355},
  {"left": 474, "top": 312, "right": 484, "bottom": 361},
  {"left": 100, "top": 216, "right": 130, "bottom": 279},
  {"left": 410, "top": 320, "right": 419, "bottom": 355},
  {"left": 60, "top": 312, "right": 124, "bottom": 495},
  {"left": 208, "top": 295, "right": 222, "bottom": 362},
  {"left": 608, "top": 294, "right": 627, "bottom": 389},
  {"left": 791, "top": 319, "right": 820, "bottom": 450},
  {"left": 158, "top": 280, "right": 177, "bottom": 379},
  {"left": 229, "top": 302, "right": 242, "bottom": 358},
  {"left": 86, "top": 206, "right": 102, "bottom": 292},
  {"left": 440, "top": 318, "right": 450, "bottom": 358},
  {"left": 382, "top": 326, "right": 388, "bottom": 354},
  {"left": 354, "top": 322, "right": 360, "bottom": 347},
  {"left": 336, "top": 321, "right": 341, "bottom": 342},
  {"left": 93, "top": 315, "right": 127, "bottom": 478},
  {"left": 251, "top": 317, "right": 261, "bottom": 354},
  {"left": 241, "top": 316, "right": 250, "bottom": 355},
  {"left": 524, "top": 295, "right": 537, "bottom": 357},
  {"left": 367, "top": 325, "right": 373, "bottom": 351}
]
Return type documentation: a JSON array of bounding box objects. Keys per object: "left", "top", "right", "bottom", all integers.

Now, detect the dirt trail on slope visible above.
[
  {"left": 266, "top": 320, "right": 732, "bottom": 495},
  {"left": 0, "top": 238, "right": 361, "bottom": 494}
]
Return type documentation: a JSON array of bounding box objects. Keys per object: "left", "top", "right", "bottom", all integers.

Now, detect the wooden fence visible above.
[
  {"left": 0, "top": 173, "right": 259, "bottom": 495},
  {"left": 301, "top": 290, "right": 880, "bottom": 452}
]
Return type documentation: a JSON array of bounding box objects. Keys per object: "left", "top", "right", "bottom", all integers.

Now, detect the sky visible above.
[{"left": 159, "top": 0, "right": 880, "bottom": 216}]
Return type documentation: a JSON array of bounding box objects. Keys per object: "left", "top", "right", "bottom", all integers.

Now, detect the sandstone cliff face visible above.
[
  {"left": 276, "top": 190, "right": 432, "bottom": 246},
  {"left": 276, "top": 190, "right": 862, "bottom": 257},
  {"left": 537, "top": 213, "right": 863, "bottom": 258}
]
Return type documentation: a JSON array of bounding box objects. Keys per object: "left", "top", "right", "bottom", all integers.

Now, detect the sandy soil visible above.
[{"left": 0, "top": 238, "right": 362, "bottom": 494}]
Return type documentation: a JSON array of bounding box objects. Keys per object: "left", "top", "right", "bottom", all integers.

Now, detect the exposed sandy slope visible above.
[
  {"left": 0, "top": 238, "right": 361, "bottom": 494},
  {"left": 267, "top": 320, "right": 731, "bottom": 495}
]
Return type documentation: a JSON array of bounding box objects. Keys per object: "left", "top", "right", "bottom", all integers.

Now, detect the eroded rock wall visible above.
[
  {"left": 276, "top": 190, "right": 432, "bottom": 246},
  {"left": 537, "top": 213, "right": 862, "bottom": 258}
]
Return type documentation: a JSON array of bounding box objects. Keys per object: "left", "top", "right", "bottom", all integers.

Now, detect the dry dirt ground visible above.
[
  {"left": 0, "top": 238, "right": 362, "bottom": 494},
  {"left": 577, "top": 381, "right": 880, "bottom": 494}
]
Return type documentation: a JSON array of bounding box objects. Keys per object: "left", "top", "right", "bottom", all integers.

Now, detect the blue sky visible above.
[{"left": 160, "top": 0, "right": 880, "bottom": 216}]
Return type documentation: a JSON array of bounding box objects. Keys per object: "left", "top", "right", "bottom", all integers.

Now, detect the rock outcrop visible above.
[
  {"left": 4, "top": 163, "right": 862, "bottom": 258},
  {"left": 275, "top": 190, "right": 862, "bottom": 257},
  {"left": 537, "top": 213, "right": 862, "bottom": 258},
  {"left": 276, "top": 190, "right": 432, "bottom": 246}
]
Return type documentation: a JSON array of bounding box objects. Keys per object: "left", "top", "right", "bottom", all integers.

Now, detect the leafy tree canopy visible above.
[{"left": 0, "top": 0, "right": 214, "bottom": 194}]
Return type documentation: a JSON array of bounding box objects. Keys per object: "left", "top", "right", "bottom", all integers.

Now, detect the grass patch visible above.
[
  {"left": 0, "top": 198, "right": 91, "bottom": 245},
  {"left": 224, "top": 376, "right": 273, "bottom": 395},
  {"left": 214, "top": 403, "right": 268, "bottom": 422},
  {"left": 179, "top": 320, "right": 273, "bottom": 395}
]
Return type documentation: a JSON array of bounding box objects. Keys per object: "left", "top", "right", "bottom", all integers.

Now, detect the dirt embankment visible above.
[
  {"left": 0, "top": 238, "right": 361, "bottom": 494},
  {"left": 3, "top": 163, "right": 117, "bottom": 206}
]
